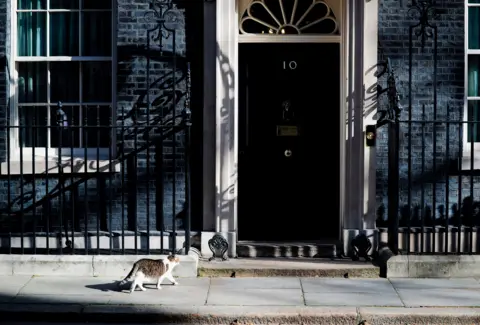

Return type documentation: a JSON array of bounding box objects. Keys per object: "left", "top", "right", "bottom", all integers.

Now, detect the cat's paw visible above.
[
  {"left": 173, "top": 281, "right": 179, "bottom": 285},
  {"left": 157, "top": 286, "right": 162, "bottom": 290},
  {"left": 140, "top": 287, "right": 147, "bottom": 291}
]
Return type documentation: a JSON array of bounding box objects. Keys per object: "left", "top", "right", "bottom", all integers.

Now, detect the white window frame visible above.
[
  {"left": 7, "top": 0, "right": 117, "bottom": 162},
  {"left": 464, "top": 0, "right": 480, "bottom": 169}
]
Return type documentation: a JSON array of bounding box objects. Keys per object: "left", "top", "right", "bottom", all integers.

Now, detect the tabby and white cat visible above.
[{"left": 118, "top": 255, "right": 180, "bottom": 293}]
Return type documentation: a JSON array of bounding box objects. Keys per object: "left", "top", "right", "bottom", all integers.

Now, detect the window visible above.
[
  {"left": 11, "top": 0, "right": 114, "bottom": 160},
  {"left": 466, "top": 0, "right": 480, "bottom": 160}
]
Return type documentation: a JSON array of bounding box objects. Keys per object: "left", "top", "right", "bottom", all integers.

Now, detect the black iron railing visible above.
[
  {"left": 0, "top": 0, "right": 196, "bottom": 256},
  {"left": 379, "top": 0, "right": 480, "bottom": 255},
  {"left": 378, "top": 114, "right": 480, "bottom": 255},
  {"left": 0, "top": 97, "right": 193, "bottom": 255}
]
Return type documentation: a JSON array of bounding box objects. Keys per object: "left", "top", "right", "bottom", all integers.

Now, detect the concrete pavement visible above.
[{"left": 2, "top": 276, "right": 480, "bottom": 324}]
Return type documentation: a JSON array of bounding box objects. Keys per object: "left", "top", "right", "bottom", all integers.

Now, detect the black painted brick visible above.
[{"left": 376, "top": 0, "right": 475, "bottom": 224}]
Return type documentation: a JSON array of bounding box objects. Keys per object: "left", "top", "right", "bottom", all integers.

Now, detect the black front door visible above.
[{"left": 238, "top": 43, "right": 340, "bottom": 241}]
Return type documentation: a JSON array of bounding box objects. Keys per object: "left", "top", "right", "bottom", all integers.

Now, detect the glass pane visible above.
[
  {"left": 469, "top": 7, "right": 480, "bottom": 49},
  {"left": 469, "top": 55, "right": 480, "bottom": 97},
  {"left": 17, "top": 12, "right": 47, "bottom": 56},
  {"left": 19, "top": 106, "right": 48, "bottom": 147},
  {"left": 81, "top": 12, "right": 112, "bottom": 56},
  {"left": 470, "top": 0, "right": 480, "bottom": 3},
  {"left": 468, "top": 101, "right": 480, "bottom": 143},
  {"left": 50, "top": 105, "right": 80, "bottom": 148},
  {"left": 18, "top": 62, "right": 47, "bottom": 103},
  {"left": 50, "top": 0, "right": 79, "bottom": 9},
  {"left": 50, "top": 13, "right": 79, "bottom": 56},
  {"left": 18, "top": 0, "right": 46, "bottom": 9},
  {"left": 51, "top": 62, "right": 79, "bottom": 103},
  {"left": 82, "top": 62, "right": 112, "bottom": 102},
  {"left": 82, "top": 0, "right": 112, "bottom": 10},
  {"left": 83, "top": 106, "right": 111, "bottom": 147}
]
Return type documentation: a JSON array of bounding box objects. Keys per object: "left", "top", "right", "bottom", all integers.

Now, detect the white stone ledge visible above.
[
  {"left": 0, "top": 232, "right": 199, "bottom": 252},
  {"left": 0, "top": 253, "right": 199, "bottom": 277},
  {"left": 387, "top": 254, "right": 480, "bottom": 278},
  {"left": 0, "top": 158, "right": 120, "bottom": 175}
]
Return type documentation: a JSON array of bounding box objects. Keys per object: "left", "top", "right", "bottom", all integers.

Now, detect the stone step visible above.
[
  {"left": 236, "top": 241, "right": 338, "bottom": 258},
  {"left": 198, "top": 257, "right": 379, "bottom": 278}
]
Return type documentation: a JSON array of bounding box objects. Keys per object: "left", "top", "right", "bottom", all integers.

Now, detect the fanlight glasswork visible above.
[{"left": 240, "top": 0, "right": 338, "bottom": 35}]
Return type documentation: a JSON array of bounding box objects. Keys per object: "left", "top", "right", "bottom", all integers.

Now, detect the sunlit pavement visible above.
[{"left": 2, "top": 276, "right": 480, "bottom": 324}]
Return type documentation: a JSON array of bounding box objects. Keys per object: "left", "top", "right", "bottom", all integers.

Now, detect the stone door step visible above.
[{"left": 198, "top": 256, "right": 379, "bottom": 278}]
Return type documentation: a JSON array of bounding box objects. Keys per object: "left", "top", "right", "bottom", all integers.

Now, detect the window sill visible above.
[
  {"left": 460, "top": 156, "right": 480, "bottom": 171},
  {"left": 0, "top": 158, "right": 121, "bottom": 175}
]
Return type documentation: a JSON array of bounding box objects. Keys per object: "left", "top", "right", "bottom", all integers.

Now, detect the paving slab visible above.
[
  {"left": 18, "top": 276, "right": 121, "bottom": 296},
  {"left": 210, "top": 277, "right": 301, "bottom": 289},
  {"left": 304, "top": 292, "right": 404, "bottom": 307},
  {"left": 389, "top": 277, "right": 480, "bottom": 290},
  {"left": 0, "top": 303, "right": 83, "bottom": 314},
  {"left": 301, "top": 278, "right": 396, "bottom": 294},
  {"left": 5, "top": 275, "right": 480, "bottom": 324},
  {"left": 115, "top": 277, "right": 211, "bottom": 290},
  {"left": 0, "top": 276, "right": 34, "bottom": 302},
  {"left": 109, "top": 285, "right": 209, "bottom": 305},
  {"left": 207, "top": 288, "right": 304, "bottom": 306},
  {"left": 389, "top": 278, "right": 480, "bottom": 307},
  {"left": 0, "top": 275, "right": 33, "bottom": 287},
  {"left": 396, "top": 288, "right": 480, "bottom": 307},
  {"left": 12, "top": 294, "right": 112, "bottom": 305},
  {"left": 165, "top": 277, "right": 211, "bottom": 286}
]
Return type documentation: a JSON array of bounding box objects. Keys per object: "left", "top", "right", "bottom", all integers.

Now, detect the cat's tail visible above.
[{"left": 118, "top": 262, "right": 139, "bottom": 288}]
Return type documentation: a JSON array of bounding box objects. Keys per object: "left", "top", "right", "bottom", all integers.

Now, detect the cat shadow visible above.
[{"left": 85, "top": 281, "right": 123, "bottom": 292}]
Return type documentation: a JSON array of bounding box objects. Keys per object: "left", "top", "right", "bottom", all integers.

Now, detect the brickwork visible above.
[
  {"left": 0, "top": 0, "right": 7, "bottom": 163},
  {"left": 376, "top": 0, "right": 470, "bottom": 226}
]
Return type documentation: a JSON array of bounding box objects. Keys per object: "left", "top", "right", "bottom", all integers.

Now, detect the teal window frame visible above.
[
  {"left": 466, "top": 0, "right": 480, "bottom": 148},
  {"left": 11, "top": 0, "right": 115, "bottom": 160}
]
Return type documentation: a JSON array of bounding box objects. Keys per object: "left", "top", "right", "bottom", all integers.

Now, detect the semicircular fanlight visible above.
[{"left": 239, "top": 0, "right": 339, "bottom": 35}]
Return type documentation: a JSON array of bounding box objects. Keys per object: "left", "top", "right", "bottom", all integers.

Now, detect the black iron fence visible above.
[
  {"left": 0, "top": 0, "right": 196, "bottom": 256},
  {"left": 378, "top": 116, "right": 480, "bottom": 255},
  {"left": 0, "top": 98, "right": 193, "bottom": 255},
  {"left": 379, "top": 0, "right": 480, "bottom": 255}
]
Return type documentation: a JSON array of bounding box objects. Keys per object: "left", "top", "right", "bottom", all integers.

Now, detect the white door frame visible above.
[
  {"left": 237, "top": 5, "right": 345, "bottom": 242},
  {"left": 202, "top": 0, "right": 378, "bottom": 257}
]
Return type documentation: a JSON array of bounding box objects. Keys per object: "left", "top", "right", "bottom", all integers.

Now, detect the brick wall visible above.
[
  {"left": 0, "top": 0, "right": 7, "bottom": 165},
  {"left": 376, "top": 0, "right": 469, "bottom": 226},
  {"left": 0, "top": 0, "right": 190, "bottom": 235},
  {"left": 113, "top": 0, "right": 188, "bottom": 232}
]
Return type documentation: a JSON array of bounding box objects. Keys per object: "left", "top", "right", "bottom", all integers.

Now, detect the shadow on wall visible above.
[
  {"left": 374, "top": 0, "right": 465, "bottom": 230},
  {"left": 216, "top": 42, "right": 236, "bottom": 231},
  {"left": 117, "top": 44, "right": 188, "bottom": 142},
  {"left": 377, "top": 195, "right": 480, "bottom": 228}
]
